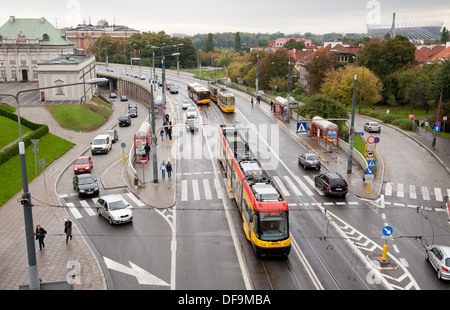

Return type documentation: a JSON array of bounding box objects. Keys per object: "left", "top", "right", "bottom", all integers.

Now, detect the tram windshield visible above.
[{"left": 257, "top": 212, "right": 289, "bottom": 241}]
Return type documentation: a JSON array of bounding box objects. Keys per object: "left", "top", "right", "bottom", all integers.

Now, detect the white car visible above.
[
  {"left": 96, "top": 195, "right": 133, "bottom": 225},
  {"left": 182, "top": 99, "right": 191, "bottom": 110},
  {"left": 364, "top": 122, "right": 381, "bottom": 133},
  {"left": 91, "top": 134, "right": 112, "bottom": 155},
  {"left": 186, "top": 106, "right": 198, "bottom": 118}
]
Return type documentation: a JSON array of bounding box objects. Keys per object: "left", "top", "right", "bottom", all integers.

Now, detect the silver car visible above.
[
  {"left": 426, "top": 245, "right": 450, "bottom": 280},
  {"left": 298, "top": 153, "right": 321, "bottom": 170},
  {"left": 364, "top": 122, "right": 381, "bottom": 133},
  {"left": 96, "top": 195, "right": 133, "bottom": 225},
  {"left": 182, "top": 99, "right": 191, "bottom": 110},
  {"left": 186, "top": 106, "right": 198, "bottom": 118}
]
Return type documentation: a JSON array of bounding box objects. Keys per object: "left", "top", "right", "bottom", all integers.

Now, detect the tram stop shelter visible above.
[
  {"left": 273, "top": 96, "right": 295, "bottom": 121},
  {"left": 311, "top": 116, "right": 339, "bottom": 149}
]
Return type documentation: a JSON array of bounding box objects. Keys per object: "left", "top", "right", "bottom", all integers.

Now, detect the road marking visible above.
[
  {"left": 421, "top": 187, "right": 430, "bottom": 201},
  {"left": 273, "top": 176, "right": 290, "bottom": 196},
  {"left": 397, "top": 183, "right": 404, "bottom": 198},
  {"left": 126, "top": 192, "right": 145, "bottom": 207},
  {"left": 293, "top": 175, "right": 314, "bottom": 196},
  {"left": 79, "top": 200, "right": 96, "bottom": 216},
  {"left": 283, "top": 176, "right": 302, "bottom": 196},
  {"left": 66, "top": 202, "right": 82, "bottom": 219},
  {"left": 192, "top": 179, "right": 200, "bottom": 200},
  {"left": 385, "top": 182, "right": 392, "bottom": 196},
  {"left": 409, "top": 185, "right": 417, "bottom": 199},
  {"left": 434, "top": 188, "right": 443, "bottom": 202},
  {"left": 181, "top": 180, "right": 188, "bottom": 201},
  {"left": 203, "top": 179, "right": 212, "bottom": 200}
]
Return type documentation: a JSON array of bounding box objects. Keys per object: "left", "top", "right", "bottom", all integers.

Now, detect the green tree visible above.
[
  {"left": 297, "top": 95, "right": 348, "bottom": 129},
  {"left": 204, "top": 33, "right": 214, "bottom": 52},
  {"left": 306, "top": 48, "right": 338, "bottom": 94},
  {"left": 235, "top": 32, "right": 242, "bottom": 51},
  {"left": 441, "top": 27, "right": 449, "bottom": 44},
  {"left": 284, "top": 39, "right": 305, "bottom": 50}
]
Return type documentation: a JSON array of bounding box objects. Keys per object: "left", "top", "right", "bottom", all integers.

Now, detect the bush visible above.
[{"left": 391, "top": 118, "right": 415, "bottom": 131}]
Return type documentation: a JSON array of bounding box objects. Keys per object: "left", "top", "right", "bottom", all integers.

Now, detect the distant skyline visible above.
[{"left": 1, "top": 0, "right": 449, "bottom": 36}]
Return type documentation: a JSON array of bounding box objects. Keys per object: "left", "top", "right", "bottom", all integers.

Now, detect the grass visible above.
[
  {"left": 0, "top": 116, "right": 32, "bottom": 149},
  {"left": 0, "top": 133, "right": 74, "bottom": 206},
  {"left": 45, "top": 102, "right": 112, "bottom": 132}
]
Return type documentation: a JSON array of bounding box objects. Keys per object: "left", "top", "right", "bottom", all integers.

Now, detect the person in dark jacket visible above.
[
  {"left": 64, "top": 220, "right": 73, "bottom": 244},
  {"left": 35, "top": 225, "right": 47, "bottom": 250}
]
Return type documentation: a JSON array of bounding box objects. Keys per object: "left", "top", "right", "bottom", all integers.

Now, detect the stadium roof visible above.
[{"left": 367, "top": 21, "right": 444, "bottom": 41}]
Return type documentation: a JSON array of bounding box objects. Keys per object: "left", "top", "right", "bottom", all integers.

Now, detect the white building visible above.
[{"left": 0, "top": 16, "right": 74, "bottom": 82}]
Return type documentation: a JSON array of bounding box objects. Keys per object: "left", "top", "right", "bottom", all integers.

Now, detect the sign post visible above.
[{"left": 140, "top": 157, "right": 148, "bottom": 186}]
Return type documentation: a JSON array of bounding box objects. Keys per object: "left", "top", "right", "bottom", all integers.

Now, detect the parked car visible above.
[
  {"left": 118, "top": 114, "right": 131, "bottom": 127},
  {"left": 169, "top": 86, "right": 178, "bottom": 94},
  {"left": 139, "top": 76, "right": 146, "bottom": 80},
  {"left": 314, "top": 172, "right": 348, "bottom": 197},
  {"left": 110, "top": 93, "right": 117, "bottom": 98},
  {"left": 96, "top": 195, "right": 133, "bottom": 225},
  {"left": 182, "top": 99, "right": 191, "bottom": 110},
  {"left": 90, "top": 134, "right": 112, "bottom": 155},
  {"left": 120, "top": 95, "right": 128, "bottom": 102},
  {"left": 364, "top": 122, "right": 381, "bottom": 133},
  {"left": 166, "top": 82, "right": 174, "bottom": 90},
  {"left": 425, "top": 245, "right": 450, "bottom": 280},
  {"left": 186, "top": 106, "right": 198, "bottom": 118},
  {"left": 73, "top": 155, "right": 93, "bottom": 174},
  {"left": 298, "top": 153, "right": 321, "bottom": 170},
  {"left": 128, "top": 107, "right": 138, "bottom": 118},
  {"left": 104, "top": 129, "right": 118, "bottom": 143},
  {"left": 73, "top": 173, "right": 99, "bottom": 197},
  {"left": 186, "top": 117, "right": 199, "bottom": 132}
]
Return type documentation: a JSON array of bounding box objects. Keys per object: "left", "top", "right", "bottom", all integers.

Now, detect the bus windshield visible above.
[
  {"left": 257, "top": 212, "right": 289, "bottom": 241},
  {"left": 198, "top": 91, "right": 210, "bottom": 101}
]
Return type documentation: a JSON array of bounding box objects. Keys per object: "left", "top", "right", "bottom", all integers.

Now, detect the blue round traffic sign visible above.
[{"left": 382, "top": 226, "right": 393, "bottom": 236}]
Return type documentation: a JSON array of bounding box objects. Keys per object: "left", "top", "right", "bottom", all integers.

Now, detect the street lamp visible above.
[
  {"left": 0, "top": 77, "right": 107, "bottom": 290},
  {"left": 331, "top": 49, "right": 358, "bottom": 174}
]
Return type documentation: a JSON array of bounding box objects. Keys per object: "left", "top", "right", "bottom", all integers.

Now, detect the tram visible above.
[
  {"left": 187, "top": 83, "right": 210, "bottom": 105},
  {"left": 217, "top": 88, "right": 235, "bottom": 113},
  {"left": 207, "top": 81, "right": 220, "bottom": 102},
  {"left": 218, "top": 125, "right": 291, "bottom": 257}
]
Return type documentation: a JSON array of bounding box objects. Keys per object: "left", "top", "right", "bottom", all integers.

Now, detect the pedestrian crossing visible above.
[
  {"left": 61, "top": 192, "right": 146, "bottom": 220},
  {"left": 383, "top": 182, "right": 449, "bottom": 202}
]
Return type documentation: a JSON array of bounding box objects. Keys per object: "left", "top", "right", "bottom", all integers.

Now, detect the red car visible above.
[{"left": 73, "top": 155, "right": 93, "bottom": 174}]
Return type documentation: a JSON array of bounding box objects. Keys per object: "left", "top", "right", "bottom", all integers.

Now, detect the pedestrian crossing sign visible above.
[
  {"left": 368, "top": 160, "right": 376, "bottom": 167},
  {"left": 297, "top": 122, "right": 307, "bottom": 134}
]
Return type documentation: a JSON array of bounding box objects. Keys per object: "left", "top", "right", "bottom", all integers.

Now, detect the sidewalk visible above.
[{"left": 0, "top": 103, "right": 124, "bottom": 290}]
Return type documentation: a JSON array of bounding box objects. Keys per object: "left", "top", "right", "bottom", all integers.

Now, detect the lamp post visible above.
[
  {"left": 432, "top": 55, "right": 447, "bottom": 150},
  {"left": 331, "top": 49, "right": 358, "bottom": 174},
  {"left": 0, "top": 78, "right": 107, "bottom": 290}
]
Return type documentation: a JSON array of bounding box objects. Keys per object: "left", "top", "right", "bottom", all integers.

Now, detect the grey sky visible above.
[{"left": 2, "top": 0, "right": 449, "bottom": 35}]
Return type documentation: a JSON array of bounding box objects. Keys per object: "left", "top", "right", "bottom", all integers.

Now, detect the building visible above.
[
  {"left": 65, "top": 23, "right": 140, "bottom": 55},
  {"left": 0, "top": 16, "right": 74, "bottom": 82},
  {"left": 38, "top": 54, "right": 98, "bottom": 102},
  {"left": 268, "top": 37, "right": 312, "bottom": 50}
]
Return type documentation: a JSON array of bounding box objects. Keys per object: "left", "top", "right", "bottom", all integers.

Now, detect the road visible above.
[{"left": 54, "top": 64, "right": 449, "bottom": 290}]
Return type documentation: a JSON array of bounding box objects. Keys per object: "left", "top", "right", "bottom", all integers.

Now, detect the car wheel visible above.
[
  {"left": 425, "top": 250, "right": 429, "bottom": 260},
  {"left": 438, "top": 270, "right": 442, "bottom": 280},
  {"left": 97, "top": 208, "right": 101, "bottom": 216},
  {"left": 109, "top": 217, "right": 114, "bottom": 225},
  {"left": 303, "top": 164, "right": 307, "bottom": 170}
]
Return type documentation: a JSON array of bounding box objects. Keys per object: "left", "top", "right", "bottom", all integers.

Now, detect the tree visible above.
[
  {"left": 284, "top": 39, "right": 305, "bottom": 50},
  {"left": 204, "top": 33, "right": 214, "bottom": 52},
  {"left": 441, "top": 27, "right": 449, "bottom": 44},
  {"left": 306, "top": 49, "right": 338, "bottom": 94},
  {"left": 297, "top": 95, "right": 348, "bottom": 130},
  {"left": 235, "top": 32, "right": 242, "bottom": 51},
  {"left": 321, "top": 65, "right": 383, "bottom": 105}
]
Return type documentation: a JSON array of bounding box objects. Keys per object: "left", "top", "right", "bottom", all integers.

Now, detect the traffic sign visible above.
[
  {"left": 140, "top": 158, "right": 148, "bottom": 165},
  {"left": 434, "top": 126, "right": 440, "bottom": 132},
  {"left": 367, "top": 136, "right": 375, "bottom": 143},
  {"left": 374, "top": 137, "right": 380, "bottom": 144},
  {"left": 382, "top": 226, "right": 393, "bottom": 236},
  {"left": 435, "top": 121, "right": 441, "bottom": 126},
  {"left": 365, "top": 143, "right": 376, "bottom": 151},
  {"left": 296, "top": 122, "right": 307, "bottom": 134},
  {"left": 355, "top": 132, "right": 364, "bottom": 136},
  {"left": 366, "top": 150, "right": 375, "bottom": 158},
  {"left": 368, "top": 160, "right": 376, "bottom": 167},
  {"left": 366, "top": 167, "right": 373, "bottom": 174}
]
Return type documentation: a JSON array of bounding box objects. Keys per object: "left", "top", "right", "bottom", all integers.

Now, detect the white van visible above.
[{"left": 91, "top": 134, "right": 112, "bottom": 155}]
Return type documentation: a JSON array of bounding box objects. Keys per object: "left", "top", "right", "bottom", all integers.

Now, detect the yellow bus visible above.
[{"left": 217, "top": 88, "right": 235, "bottom": 113}]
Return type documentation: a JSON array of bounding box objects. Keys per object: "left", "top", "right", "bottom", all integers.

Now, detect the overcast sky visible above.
[{"left": 2, "top": 0, "right": 449, "bottom": 35}]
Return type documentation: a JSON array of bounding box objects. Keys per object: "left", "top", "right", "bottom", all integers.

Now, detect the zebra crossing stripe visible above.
[
  {"left": 293, "top": 175, "right": 315, "bottom": 196},
  {"left": 273, "top": 176, "right": 290, "bottom": 196},
  {"left": 192, "top": 179, "right": 200, "bottom": 201},
  {"left": 203, "top": 179, "right": 212, "bottom": 200},
  {"left": 434, "top": 188, "right": 443, "bottom": 202},
  {"left": 421, "top": 187, "right": 430, "bottom": 200},
  {"left": 214, "top": 178, "right": 222, "bottom": 200},
  {"left": 66, "top": 202, "right": 82, "bottom": 219},
  {"left": 126, "top": 193, "right": 145, "bottom": 207},
  {"left": 79, "top": 200, "right": 96, "bottom": 216},
  {"left": 283, "top": 176, "right": 302, "bottom": 196},
  {"left": 397, "top": 183, "right": 404, "bottom": 198},
  {"left": 181, "top": 180, "right": 188, "bottom": 201},
  {"left": 385, "top": 182, "right": 392, "bottom": 196},
  {"left": 409, "top": 185, "right": 417, "bottom": 199}
]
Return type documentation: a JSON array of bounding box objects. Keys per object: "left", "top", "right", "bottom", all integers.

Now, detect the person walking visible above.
[
  {"left": 160, "top": 160, "right": 166, "bottom": 179},
  {"left": 144, "top": 143, "right": 150, "bottom": 159},
  {"left": 64, "top": 220, "right": 73, "bottom": 244},
  {"left": 35, "top": 225, "right": 47, "bottom": 250},
  {"left": 160, "top": 128, "right": 164, "bottom": 142},
  {"left": 166, "top": 161, "right": 173, "bottom": 179},
  {"left": 251, "top": 98, "right": 254, "bottom": 107}
]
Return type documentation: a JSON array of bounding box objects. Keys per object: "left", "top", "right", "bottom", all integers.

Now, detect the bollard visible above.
[
  {"left": 122, "top": 154, "right": 125, "bottom": 163},
  {"left": 381, "top": 244, "right": 388, "bottom": 262},
  {"left": 366, "top": 183, "right": 370, "bottom": 194}
]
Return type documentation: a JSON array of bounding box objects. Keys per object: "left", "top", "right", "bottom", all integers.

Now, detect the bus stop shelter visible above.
[{"left": 311, "top": 116, "right": 339, "bottom": 148}]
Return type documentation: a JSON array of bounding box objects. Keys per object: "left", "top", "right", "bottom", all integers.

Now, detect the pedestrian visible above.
[
  {"left": 64, "top": 220, "right": 72, "bottom": 244},
  {"left": 144, "top": 143, "right": 150, "bottom": 159},
  {"left": 270, "top": 100, "right": 273, "bottom": 111},
  {"left": 168, "top": 124, "right": 172, "bottom": 141},
  {"left": 160, "top": 128, "right": 164, "bottom": 142},
  {"left": 35, "top": 225, "right": 47, "bottom": 250},
  {"left": 166, "top": 161, "right": 173, "bottom": 179},
  {"left": 160, "top": 160, "right": 166, "bottom": 179},
  {"left": 251, "top": 98, "right": 254, "bottom": 107}
]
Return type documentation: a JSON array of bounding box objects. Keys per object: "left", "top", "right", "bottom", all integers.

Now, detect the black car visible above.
[
  {"left": 73, "top": 173, "right": 99, "bottom": 197},
  {"left": 169, "top": 86, "right": 178, "bottom": 94},
  {"left": 118, "top": 114, "right": 131, "bottom": 127},
  {"left": 128, "top": 107, "right": 138, "bottom": 118},
  {"left": 314, "top": 172, "right": 348, "bottom": 197}
]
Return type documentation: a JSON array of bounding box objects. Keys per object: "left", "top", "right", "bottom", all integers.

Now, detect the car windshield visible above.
[
  {"left": 119, "top": 115, "right": 129, "bottom": 120},
  {"left": 93, "top": 139, "right": 106, "bottom": 145},
  {"left": 78, "top": 176, "right": 95, "bottom": 185},
  {"left": 306, "top": 155, "right": 318, "bottom": 161},
  {"left": 76, "top": 158, "right": 89, "bottom": 164},
  {"left": 257, "top": 212, "right": 289, "bottom": 241},
  {"left": 371, "top": 123, "right": 380, "bottom": 126},
  {"left": 108, "top": 200, "right": 127, "bottom": 211}
]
